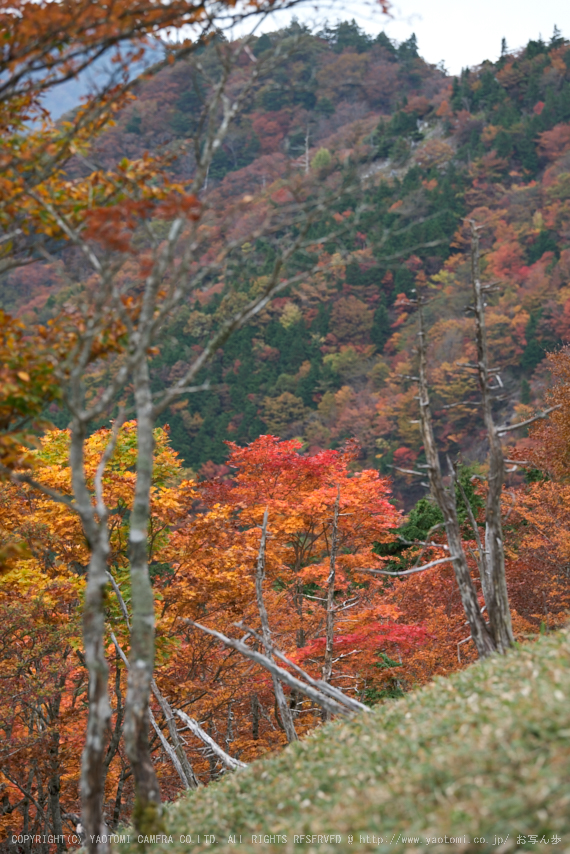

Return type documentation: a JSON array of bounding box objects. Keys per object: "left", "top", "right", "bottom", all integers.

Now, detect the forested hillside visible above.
[
  {"left": 2, "top": 13, "right": 570, "bottom": 848},
  {"left": 121, "top": 627, "right": 570, "bottom": 853},
  {"left": 1, "top": 26, "right": 566, "bottom": 476},
  {"left": 4, "top": 23, "right": 569, "bottom": 492}
]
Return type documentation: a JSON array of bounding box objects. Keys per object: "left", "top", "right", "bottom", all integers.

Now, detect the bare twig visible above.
[
  {"left": 1, "top": 466, "right": 75, "bottom": 509},
  {"left": 94, "top": 409, "right": 125, "bottom": 518}
]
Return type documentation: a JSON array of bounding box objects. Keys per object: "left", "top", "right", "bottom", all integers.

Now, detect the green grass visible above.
[{"left": 119, "top": 630, "right": 570, "bottom": 853}]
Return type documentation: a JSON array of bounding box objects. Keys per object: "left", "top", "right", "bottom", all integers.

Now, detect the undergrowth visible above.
[{"left": 118, "top": 629, "right": 570, "bottom": 853}]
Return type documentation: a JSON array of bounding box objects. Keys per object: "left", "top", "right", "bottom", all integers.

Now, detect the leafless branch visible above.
[
  {"left": 174, "top": 710, "right": 247, "bottom": 771},
  {"left": 94, "top": 409, "right": 125, "bottom": 518},
  {"left": 356, "top": 555, "right": 457, "bottom": 577},
  {"left": 186, "top": 620, "right": 357, "bottom": 718},
  {"left": 107, "top": 573, "right": 130, "bottom": 629},
  {"left": 1, "top": 466, "right": 75, "bottom": 510},
  {"left": 234, "top": 623, "right": 368, "bottom": 714},
  {"left": 110, "top": 631, "right": 199, "bottom": 789},
  {"left": 496, "top": 406, "right": 561, "bottom": 434}
]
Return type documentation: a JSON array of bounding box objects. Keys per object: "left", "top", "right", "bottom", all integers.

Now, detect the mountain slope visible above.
[
  {"left": 119, "top": 628, "right": 570, "bottom": 853},
  {"left": 3, "top": 25, "right": 570, "bottom": 500}
]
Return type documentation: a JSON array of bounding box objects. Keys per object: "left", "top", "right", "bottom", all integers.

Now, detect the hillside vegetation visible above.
[
  {"left": 119, "top": 628, "right": 570, "bottom": 853},
  {"left": 3, "top": 19, "right": 570, "bottom": 845},
  {"left": 4, "top": 24, "right": 570, "bottom": 499}
]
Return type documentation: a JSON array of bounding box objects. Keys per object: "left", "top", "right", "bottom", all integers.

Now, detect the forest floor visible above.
[{"left": 118, "top": 628, "right": 570, "bottom": 854}]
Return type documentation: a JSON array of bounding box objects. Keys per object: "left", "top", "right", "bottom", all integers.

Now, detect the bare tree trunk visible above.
[
  {"left": 47, "top": 719, "right": 66, "bottom": 853},
  {"left": 321, "top": 488, "right": 340, "bottom": 721},
  {"left": 251, "top": 693, "right": 260, "bottom": 740},
  {"left": 417, "top": 300, "right": 496, "bottom": 659},
  {"left": 79, "top": 543, "right": 112, "bottom": 852},
  {"left": 71, "top": 420, "right": 113, "bottom": 854},
  {"left": 151, "top": 682, "right": 200, "bottom": 789},
  {"left": 469, "top": 222, "right": 514, "bottom": 653},
  {"left": 111, "top": 763, "right": 129, "bottom": 829},
  {"left": 124, "top": 358, "right": 162, "bottom": 832},
  {"left": 254, "top": 511, "right": 297, "bottom": 742}
]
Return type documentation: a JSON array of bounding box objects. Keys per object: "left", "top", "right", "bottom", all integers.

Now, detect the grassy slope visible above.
[{"left": 121, "top": 630, "right": 570, "bottom": 854}]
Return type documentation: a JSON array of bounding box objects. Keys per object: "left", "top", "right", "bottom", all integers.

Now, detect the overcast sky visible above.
[{"left": 243, "top": 0, "right": 569, "bottom": 74}]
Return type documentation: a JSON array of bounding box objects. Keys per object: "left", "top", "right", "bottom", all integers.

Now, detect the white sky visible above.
[{"left": 243, "top": 0, "right": 569, "bottom": 74}]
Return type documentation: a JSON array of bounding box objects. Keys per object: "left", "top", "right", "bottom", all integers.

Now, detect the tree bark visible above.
[
  {"left": 321, "top": 488, "right": 340, "bottom": 721},
  {"left": 71, "top": 420, "right": 113, "bottom": 854},
  {"left": 254, "top": 511, "right": 298, "bottom": 742},
  {"left": 124, "top": 358, "right": 162, "bottom": 832},
  {"left": 469, "top": 222, "right": 514, "bottom": 652},
  {"left": 417, "top": 300, "right": 496, "bottom": 659}
]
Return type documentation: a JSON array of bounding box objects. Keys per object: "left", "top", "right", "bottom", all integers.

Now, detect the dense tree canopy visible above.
[{"left": 2, "top": 12, "right": 570, "bottom": 851}]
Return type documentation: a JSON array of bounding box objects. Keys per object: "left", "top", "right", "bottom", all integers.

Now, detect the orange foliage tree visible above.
[
  {"left": 154, "top": 435, "right": 432, "bottom": 767},
  {"left": 2, "top": 427, "right": 434, "bottom": 832},
  {"left": 0, "top": 422, "right": 190, "bottom": 841},
  {"left": 1, "top": 1, "right": 392, "bottom": 845},
  {"left": 504, "top": 347, "right": 570, "bottom": 631}
]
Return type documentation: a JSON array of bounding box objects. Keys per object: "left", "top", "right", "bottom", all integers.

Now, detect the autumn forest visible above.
[{"left": 1, "top": 1, "right": 570, "bottom": 851}]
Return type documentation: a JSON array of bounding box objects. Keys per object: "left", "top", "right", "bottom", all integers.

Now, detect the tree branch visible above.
[
  {"left": 174, "top": 710, "right": 247, "bottom": 771},
  {"left": 496, "top": 405, "right": 561, "bottom": 434},
  {"left": 356, "top": 555, "right": 458, "bottom": 577},
  {"left": 234, "top": 622, "right": 368, "bottom": 714},
  {"left": 186, "top": 620, "right": 356, "bottom": 718}
]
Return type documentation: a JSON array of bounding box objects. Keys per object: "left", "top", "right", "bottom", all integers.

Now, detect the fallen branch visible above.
[
  {"left": 174, "top": 710, "right": 247, "bottom": 770},
  {"left": 186, "top": 620, "right": 360, "bottom": 717},
  {"left": 234, "top": 622, "right": 368, "bottom": 714}
]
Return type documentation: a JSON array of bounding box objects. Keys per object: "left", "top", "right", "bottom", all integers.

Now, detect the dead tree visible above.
[
  {"left": 417, "top": 293, "right": 496, "bottom": 658},
  {"left": 188, "top": 621, "right": 368, "bottom": 717},
  {"left": 414, "top": 223, "right": 520, "bottom": 656},
  {"left": 254, "top": 512, "right": 298, "bottom": 742},
  {"left": 468, "top": 221, "right": 514, "bottom": 652},
  {"left": 321, "top": 488, "right": 340, "bottom": 688}
]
